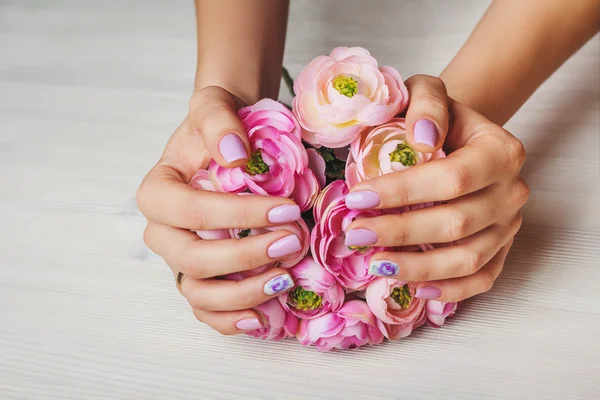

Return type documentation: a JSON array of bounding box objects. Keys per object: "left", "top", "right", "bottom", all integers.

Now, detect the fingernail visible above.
[
  {"left": 263, "top": 274, "right": 294, "bottom": 295},
  {"left": 219, "top": 133, "right": 247, "bottom": 163},
  {"left": 345, "top": 190, "right": 380, "bottom": 210},
  {"left": 268, "top": 204, "right": 301, "bottom": 224},
  {"left": 415, "top": 286, "right": 442, "bottom": 299},
  {"left": 235, "top": 318, "right": 262, "bottom": 331},
  {"left": 414, "top": 119, "right": 439, "bottom": 148},
  {"left": 345, "top": 228, "right": 378, "bottom": 247},
  {"left": 369, "top": 260, "right": 399, "bottom": 277},
  {"left": 267, "top": 235, "right": 302, "bottom": 258}
]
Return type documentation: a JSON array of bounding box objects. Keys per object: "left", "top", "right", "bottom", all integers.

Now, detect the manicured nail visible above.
[
  {"left": 235, "top": 318, "right": 262, "bottom": 331},
  {"left": 345, "top": 228, "right": 378, "bottom": 247},
  {"left": 263, "top": 274, "right": 294, "bottom": 295},
  {"left": 268, "top": 204, "right": 301, "bottom": 224},
  {"left": 267, "top": 235, "right": 302, "bottom": 258},
  {"left": 414, "top": 119, "right": 439, "bottom": 148},
  {"left": 415, "top": 286, "right": 442, "bottom": 299},
  {"left": 345, "top": 190, "right": 380, "bottom": 210},
  {"left": 369, "top": 260, "right": 399, "bottom": 277},
  {"left": 219, "top": 133, "right": 247, "bottom": 163}
]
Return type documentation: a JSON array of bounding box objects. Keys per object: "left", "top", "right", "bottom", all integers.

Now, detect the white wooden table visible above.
[{"left": 1, "top": 1, "right": 599, "bottom": 399}]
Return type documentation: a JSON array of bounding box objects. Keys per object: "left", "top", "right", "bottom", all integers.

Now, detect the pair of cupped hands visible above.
[{"left": 137, "top": 75, "right": 529, "bottom": 335}]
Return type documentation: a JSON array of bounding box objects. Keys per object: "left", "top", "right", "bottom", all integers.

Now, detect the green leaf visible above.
[
  {"left": 238, "top": 229, "right": 251, "bottom": 238},
  {"left": 282, "top": 67, "right": 295, "bottom": 97}
]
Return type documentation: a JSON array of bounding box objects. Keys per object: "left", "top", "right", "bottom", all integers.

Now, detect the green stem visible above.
[{"left": 282, "top": 67, "right": 295, "bottom": 97}]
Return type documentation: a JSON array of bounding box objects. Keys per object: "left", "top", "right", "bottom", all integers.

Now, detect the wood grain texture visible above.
[{"left": 1, "top": 1, "right": 599, "bottom": 399}]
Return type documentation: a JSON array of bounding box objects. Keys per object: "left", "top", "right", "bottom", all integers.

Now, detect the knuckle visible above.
[
  {"left": 189, "top": 86, "right": 226, "bottom": 109},
  {"left": 136, "top": 182, "right": 151, "bottom": 216},
  {"left": 415, "top": 75, "right": 447, "bottom": 94},
  {"left": 232, "top": 283, "right": 253, "bottom": 309},
  {"left": 176, "top": 251, "right": 204, "bottom": 279},
  {"left": 452, "top": 285, "right": 469, "bottom": 302},
  {"left": 193, "top": 310, "right": 205, "bottom": 323},
  {"left": 187, "top": 199, "right": 207, "bottom": 229},
  {"left": 142, "top": 225, "right": 153, "bottom": 248},
  {"left": 390, "top": 180, "right": 410, "bottom": 205},
  {"left": 417, "top": 92, "right": 447, "bottom": 111},
  {"left": 450, "top": 209, "right": 471, "bottom": 240},
  {"left": 235, "top": 247, "right": 263, "bottom": 270},
  {"left": 447, "top": 164, "right": 472, "bottom": 198},
  {"left": 506, "top": 136, "right": 527, "bottom": 170},
  {"left": 232, "top": 204, "right": 252, "bottom": 229},
  {"left": 506, "top": 212, "right": 523, "bottom": 237},
  {"left": 506, "top": 236, "right": 515, "bottom": 248},
  {"left": 510, "top": 179, "right": 530, "bottom": 209},
  {"left": 216, "top": 328, "right": 236, "bottom": 336},
  {"left": 464, "top": 248, "right": 484, "bottom": 275},
  {"left": 391, "top": 225, "right": 409, "bottom": 246},
  {"left": 191, "top": 290, "right": 210, "bottom": 311},
  {"left": 480, "top": 272, "right": 496, "bottom": 293},
  {"left": 415, "top": 263, "right": 430, "bottom": 283}
]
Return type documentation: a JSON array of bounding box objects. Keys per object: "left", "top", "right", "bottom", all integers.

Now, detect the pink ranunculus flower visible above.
[
  {"left": 189, "top": 169, "right": 230, "bottom": 240},
  {"left": 292, "top": 47, "right": 409, "bottom": 148},
  {"left": 209, "top": 99, "right": 324, "bottom": 211},
  {"left": 297, "top": 300, "right": 384, "bottom": 351},
  {"left": 425, "top": 300, "right": 458, "bottom": 328},
  {"left": 365, "top": 278, "right": 426, "bottom": 340},
  {"left": 311, "top": 180, "right": 384, "bottom": 291},
  {"left": 279, "top": 256, "right": 345, "bottom": 319},
  {"left": 346, "top": 118, "right": 446, "bottom": 187},
  {"left": 226, "top": 218, "right": 310, "bottom": 280},
  {"left": 245, "top": 298, "right": 299, "bottom": 341}
]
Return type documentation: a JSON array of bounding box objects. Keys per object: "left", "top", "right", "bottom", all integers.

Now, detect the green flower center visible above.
[
  {"left": 348, "top": 245, "right": 369, "bottom": 253},
  {"left": 245, "top": 150, "right": 269, "bottom": 176},
  {"left": 389, "top": 142, "right": 417, "bottom": 166},
  {"left": 289, "top": 286, "right": 323, "bottom": 311},
  {"left": 333, "top": 75, "right": 358, "bottom": 98},
  {"left": 390, "top": 285, "right": 413, "bottom": 309}
]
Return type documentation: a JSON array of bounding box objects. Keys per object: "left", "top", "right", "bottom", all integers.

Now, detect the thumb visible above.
[
  {"left": 404, "top": 75, "right": 450, "bottom": 152},
  {"left": 189, "top": 86, "right": 251, "bottom": 168}
]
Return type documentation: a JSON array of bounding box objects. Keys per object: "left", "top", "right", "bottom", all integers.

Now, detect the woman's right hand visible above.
[{"left": 137, "top": 86, "right": 302, "bottom": 335}]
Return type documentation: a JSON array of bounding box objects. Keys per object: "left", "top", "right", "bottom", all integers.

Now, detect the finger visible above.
[
  {"left": 193, "top": 308, "right": 264, "bottom": 335},
  {"left": 404, "top": 75, "right": 449, "bottom": 152},
  {"left": 346, "top": 183, "right": 515, "bottom": 247},
  {"left": 346, "top": 109, "right": 526, "bottom": 210},
  {"left": 181, "top": 268, "right": 294, "bottom": 312},
  {"left": 144, "top": 222, "right": 303, "bottom": 279},
  {"left": 189, "top": 86, "right": 250, "bottom": 168},
  {"left": 368, "top": 213, "right": 522, "bottom": 282},
  {"left": 414, "top": 242, "right": 512, "bottom": 303},
  {"left": 138, "top": 168, "right": 300, "bottom": 229}
]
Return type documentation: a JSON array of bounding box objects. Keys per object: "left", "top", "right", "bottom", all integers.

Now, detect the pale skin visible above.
[{"left": 137, "top": 0, "right": 600, "bottom": 335}]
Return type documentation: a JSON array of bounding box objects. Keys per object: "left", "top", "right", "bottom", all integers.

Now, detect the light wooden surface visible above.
[{"left": 1, "top": 1, "right": 599, "bottom": 399}]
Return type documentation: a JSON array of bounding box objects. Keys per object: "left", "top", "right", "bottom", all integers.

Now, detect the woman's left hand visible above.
[{"left": 345, "top": 75, "right": 529, "bottom": 302}]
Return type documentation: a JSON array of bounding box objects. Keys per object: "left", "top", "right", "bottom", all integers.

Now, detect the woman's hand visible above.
[
  {"left": 137, "top": 86, "right": 302, "bottom": 335},
  {"left": 345, "top": 75, "right": 529, "bottom": 302}
]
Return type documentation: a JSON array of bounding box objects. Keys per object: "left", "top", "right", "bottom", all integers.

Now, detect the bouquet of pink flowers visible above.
[{"left": 192, "top": 47, "right": 457, "bottom": 351}]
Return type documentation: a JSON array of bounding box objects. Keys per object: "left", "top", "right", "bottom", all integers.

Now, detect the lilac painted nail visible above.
[
  {"left": 369, "top": 260, "right": 399, "bottom": 277},
  {"left": 415, "top": 286, "right": 442, "bottom": 299},
  {"left": 414, "top": 119, "right": 439, "bottom": 148},
  {"left": 219, "top": 133, "right": 247, "bottom": 163},
  {"left": 263, "top": 274, "right": 294, "bottom": 295},
  {"left": 345, "top": 190, "right": 380, "bottom": 210},
  {"left": 345, "top": 228, "right": 378, "bottom": 247},
  {"left": 268, "top": 204, "right": 301, "bottom": 224},
  {"left": 267, "top": 235, "right": 302, "bottom": 259},
  {"left": 235, "top": 318, "right": 262, "bottom": 331}
]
